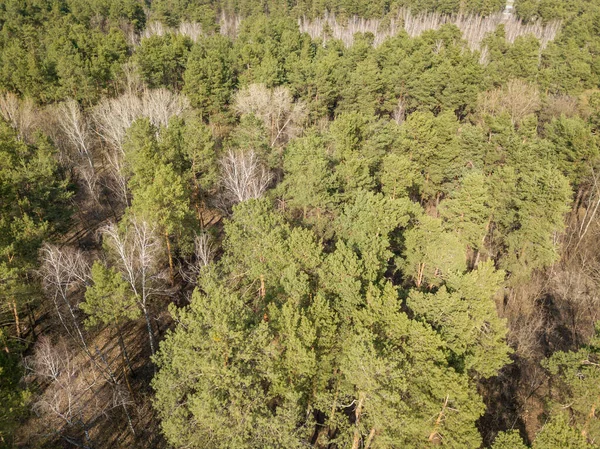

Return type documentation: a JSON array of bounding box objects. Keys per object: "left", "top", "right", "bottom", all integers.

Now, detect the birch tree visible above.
[
  {"left": 100, "top": 218, "right": 166, "bottom": 356},
  {"left": 220, "top": 150, "right": 272, "bottom": 204},
  {"left": 56, "top": 99, "right": 99, "bottom": 201},
  {"left": 39, "top": 244, "right": 91, "bottom": 352},
  {"left": 233, "top": 84, "right": 306, "bottom": 147}
]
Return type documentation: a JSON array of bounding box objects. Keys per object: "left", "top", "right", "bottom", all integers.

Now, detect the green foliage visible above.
[
  {"left": 0, "top": 5, "right": 128, "bottom": 103},
  {"left": 379, "top": 153, "right": 421, "bottom": 199},
  {"left": 2, "top": 1, "right": 598, "bottom": 446},
  {"left": 544, "top": 115, "right": 599, "bottom": 186},
  {"left": 491, "top": 430, "right": 528, "bottom": 449},
  {"left": 379, "top": 26, "right": 484, "bottom": 117},
  {"left": 279, "top": 132, "right": 337, "bottom": 215},
  {"left": 532, "top": 414, "right": 591, "bottom": 449},
  {"left": 124, "top": 118, "right": 195, "bottom": 262},
  {"left": 401, "top": 213, "right": 467, "bottom": 288},
  {"left": 440, "top": 171, "right": 491, "bottom": 252},
  {"left": 81, "top": 261, "right": 140, "bottom": 327},
  {"left": 153, "top": 200, "right": 493, "bottom": 448},
  {"left": 398, "top": 110, "right": 464, "bottom": 201},
  {"left": 490, "top": 163, "right": 572, "bottom": 282},
  {"left": 0, "top": 123, "right": 72, "bottom": 269},
  {"left": 183, "top": 35, "right": 236, "bottom": 119},
  {"left": 334, "top": 190, "right": 413, "bottom": 280},
  {"left": 233, "top": 16, "right": 304, "bottom": 88},
  {"left": 408, "top": 261, "right": 511, "bottom": 377},
  {"left": 542, "top": 324, "right": 600, "bottom": 444},
  {"left": 135, "top": 34, "right": 192, "bottom": 90},
  {"left": 0, "top": 335, "right": 28, "bottom": 448}
]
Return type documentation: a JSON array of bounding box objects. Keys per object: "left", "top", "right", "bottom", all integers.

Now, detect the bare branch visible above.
[
  {"left": 233, "top": 84, "right": 306, "bottom": 147},
  {"left": 100, "top": 217, "right": 167, "bottom": 355},
  {"left": 220, "top": 150, "right": 272, "bottom": 204},
  {"left": 0, "top": 91, "right": 37, "bottom": 141}
]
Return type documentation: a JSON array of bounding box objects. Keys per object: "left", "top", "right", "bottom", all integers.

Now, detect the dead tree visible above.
[{"left": 180, "top": 232, "right": 216, "bottom": 285}]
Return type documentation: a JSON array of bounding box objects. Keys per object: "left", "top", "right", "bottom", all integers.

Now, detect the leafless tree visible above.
[
  {"left": 181, "top": 232, "right": 216, "bottom": 284},
  {"left": 56, "top": 100, "right": 100, "bottom": 202},
  {"left": 141, "top": 21, "right": 203, "bottom": 42},
  {"left": 194, "top": 233, "right": 215, "bottom": 268},
  {"left": 27, "top": 336, "right": 101, "bottom": 447},
  {"left": 141, "top": 88, "right": 190, "bottom": 129},
  {"left": 233, "top": 84, "right": 306, "bottom": 147},
  {"left": 0, "top": 91, "right": 37, "bottom": 141},
  {"left": 93, "top": 88, "right": 189, "bottom": 151},
  {"left": 117, "top": 61, "right": 145, "bottom": 96},
  {"left": 220, "top": 150, "right": 272, "bottom": 205},
  {"left": 392, "top": 97, "right": 405, "bottom": 125},
  {"left": 92, "top": 93, "right": 144, "bottom": 153},
  {"left": 57, "top": 100, "right": 94, "bottom": 166},
  {"left": 141, "top": 21, "right": 167, "bottom": 40},
  {"left": 25, "top": 335, "right": 67, "bottom": 383},
  {"left": 92, "top": 89, "right": 189, "bottom": 205},
  {"left": 39, "top": 244, "right": 91, "bottom": 352},
  {"left": 298, "top": 10, "right": 561, "bottom": 51},
  {"left": 219, "top": 12, "right": 242, "bottom": 38},
  {"left": 100, "top": 218, "right": 166, "bottom": 356},
  {"left": 478, "top": 79, "right": 541, "bottom": 126}
]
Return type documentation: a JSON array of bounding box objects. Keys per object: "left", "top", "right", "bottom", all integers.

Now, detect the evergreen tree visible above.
[{"left": 183, "top": 34, "right": 236, "bottom": 120}]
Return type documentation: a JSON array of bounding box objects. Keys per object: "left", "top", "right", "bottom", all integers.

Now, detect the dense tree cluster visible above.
[{"left": 0, "top": 0, "right": 600, "bottom": 447}]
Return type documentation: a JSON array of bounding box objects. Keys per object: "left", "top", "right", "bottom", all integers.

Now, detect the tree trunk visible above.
[
  {"left": 416, "top": 262, "right": 425, "bottom": 288},
  {"left": 428, "top": 394, "right": 449, "bottom": 443},
  {"left": 11, "top": 299, "right": 21, "bottom": 339},
  {"left": 364, "top": 427, "right": 376, "bottom": 449},
  {"left": 141, "top": 306, "right": 156, "bottom": 357},
  {"left": 165, "top": 232, "right": 174, "bottom": 285},
  {"left": 27, "top": 302, "right": 36, "bottom": 339},
  {"left": 260, "top": 274, "right": 266, "bottom": 299},
  {"left": 117, "top": 325, "right": 135, "bottom": 377},
  {"left": 351, "top": 392, "right": 366, "bottom": 449}
]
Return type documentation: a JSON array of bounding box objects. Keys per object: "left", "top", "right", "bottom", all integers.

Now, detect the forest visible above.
[{"left": 0, "top": 0, "right": 600, "bottom": 447}]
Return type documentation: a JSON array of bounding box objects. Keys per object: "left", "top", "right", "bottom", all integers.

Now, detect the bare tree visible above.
[
  {"left": 92, "top": 88, "right": 189, "bottom": 152},
  {"left": 39, "top": 244, "right": 91, "bottom": 352},
  {"left": 117, "top": 61, "right": 145, "bottom": 96},
  {"left": 220, "top": 150, "right": 272, "bottom": 205},
  {"left": 478, "top": 79, "right": 541, "bottom": 126},
  {"left": 26, "top": 336, "right": 101, "bottom": 447},
  {"left": 219, "top": 11, "right": 242, "bottom": 38},
  {"left": 392, "top": 97, "right": 405, "bottom": 125},
  {"left": 25, "top": 335, "right": 67, "bottom": 382},
  {"left": 194, "top": 233, "right": 215, "bottom": 268},
  {"left": 100, "top": 218, "right": 166, "bottom": 356},
  {"left": 140, "top": 21, "right": 203, "bottom": 42},
  {"left": 0, "top": 91, "right": 37, "bottom": 141},
  {"left": 56, "top": 100, "right": 100, "bottom": 202},
  {"left": 233, "top": 84, "right": 306, "bottom": 147},
  {"left": 181, "top": 232, "right": 216, "bottom": 285},
  {"left": 92, "top": 93, "right": 144, "bottom": 153},
  {"left": 92, "top": 89, "right": 189, "bottom": 205},
  {"left": 141, "top": 88, "right": 190, "bottom": 129},
  {"left": 298, "top": 10, "right": 560, "bottom": 51},
  {"left": 57, "top": 100, "right": 94, "bottom": 167}
]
